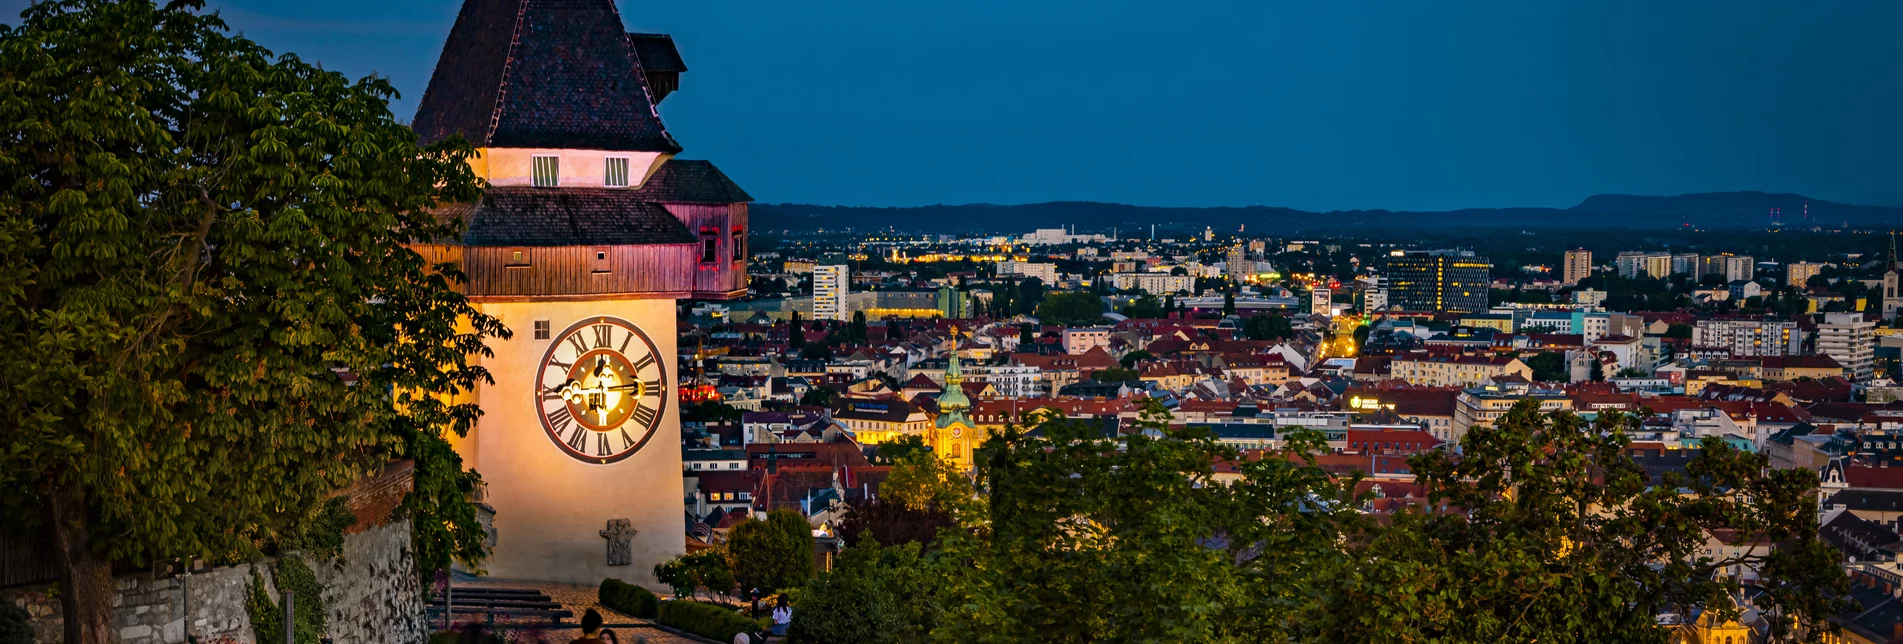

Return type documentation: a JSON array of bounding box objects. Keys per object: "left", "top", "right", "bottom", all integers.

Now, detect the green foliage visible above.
[
  {"left": 1523, "top": 351, "right": 1569, "bottom": 383},
  {"left": 800, "top": 342, "right": 834, "bottom": 361},
  {"left": 788, "top": 311, "right": 805, "bottom": 348},
  {"left": 0, "top": 0, "right": 502, "bottom": 623},
  {"left": 653, "top": 550, "right": 736, "bottom": 600},
  {"left": 818, "top": 399, "right": 1848, "bottom": 642},
  {"left": 788, "top": 542, "right": 937, "bottom": 644},
  {"left": 1033, "top": 292, "right": 1104, "bottom": 326},
  {"left": 683, "top": 401, "right": 747, "bottom": 424},
  {"left": 1351, "top": 323, "right": 1371, "bottom": 348},
  {"left": 871, "top": 434, "right": 932, "bottom": 464},
  {"left": 1222, "top": 291, "right": 1237, "bottom": 316},
  {"left": 726, "top": 510, "right": 817, "bottom": 593},
  {"left": 1666, "top": 322, "right": 1694, "bottom": 339},
  {"left": 1089, "top": 367, "right": 1141, "bottom": 383},
  {"left": 1243, "top": 314, "right": 1294, "bottom": 340},
  {"left": 879, "top": 451, "right": 977, "bottom": 517},
  {"left": 657, "top": 600, "right": 768, "bottom": 642},
  {"left": 246, "top": 556, "right": 325, "bottom": 644},
  {"left": 800, "top": 385, "right": 838, "bottom": 408},
  {"left": 1120, "top": 294, "right": 1165, "bottom": 319},
  {"left": 598, "top": 578, "right": 659, "bottom": 619},
  {"left": 0, "top": 601, "right": 30, "bottom": 644},
  {"left": 1118, "top": 349, "right": 1153, "bottom": 370}
]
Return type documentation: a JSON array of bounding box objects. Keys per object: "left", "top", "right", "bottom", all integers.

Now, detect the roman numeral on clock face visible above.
[
  {"left": 630, "top": 403, "right": 657, "bottom": 428},
  {"left": 566, "top": 333, "right": 589, "bottom": 357},
  {"left": 546, "top": 406, "right": 573, "bottom": 435},
  {"left": 630, "top": 353, "right": 656, "bottom": 372},
  {"left": 642, "top": 379, "right": 662, "bottom": 397},
  {"left": 620, "top": 429, "right": 637, "bottom": 449},
  {"left": 596, "top": 432, "right": 611, "bottom": 457},
  {"left": 593, "top": 324, "right": 613, "bottom": 349},
  {"left": 566, "top": 425, "right": 589, "bottom": 452}
]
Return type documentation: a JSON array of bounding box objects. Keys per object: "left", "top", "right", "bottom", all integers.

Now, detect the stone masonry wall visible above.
[
  {"left": 3, "top": 522, "right": 418, "bottom": 644},
  {"left": 4, "top": 462, "right": 425, "bottom": 643}
]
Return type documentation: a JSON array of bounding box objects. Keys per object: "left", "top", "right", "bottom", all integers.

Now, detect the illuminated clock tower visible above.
[{"left": 411, "top": 0, "right": 749, "bottom": 585}]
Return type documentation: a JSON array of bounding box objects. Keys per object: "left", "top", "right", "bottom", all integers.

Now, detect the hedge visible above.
[
  {"left": 657, "top": 600, "right": 768, "bottom": 642},
  {"left": 598, "top": 578, "right": 659, "bottom": 619}
]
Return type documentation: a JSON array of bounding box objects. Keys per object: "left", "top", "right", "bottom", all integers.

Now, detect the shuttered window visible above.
[
  {"left": 605, "top": 157, "right": 630, "bottom": 188},
  {"left": 531, "top": 156, "right": 559, "bottom": 187}
]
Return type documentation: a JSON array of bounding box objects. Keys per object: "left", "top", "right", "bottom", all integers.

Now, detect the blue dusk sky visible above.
[{"left": 4, "top": 0, "right": 1900, "bottom": 211}]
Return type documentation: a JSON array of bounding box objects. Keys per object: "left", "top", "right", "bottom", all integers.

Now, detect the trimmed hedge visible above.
[
  {"left": 657, "top": 600, "right": 768, "bottom": 642},
  {"left": 598, "top": 578, "right": 659, "bottom": 619}
]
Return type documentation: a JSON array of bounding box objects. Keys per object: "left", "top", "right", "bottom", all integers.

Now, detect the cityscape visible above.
[{"left": 3, "top": 0, "right": 1902, "bottom": 643}]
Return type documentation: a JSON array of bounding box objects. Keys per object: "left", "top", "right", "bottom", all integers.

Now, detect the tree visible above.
[
  {"left": 1018, "top": 323, "right": 1038, "bottom": 348},
  {"left": 800, "top": 385, "right": 839, "bottom": 408},
  {"left": 0, "top": 3, "right": 501, "bottom": 640},
  {"left": 1665, "top": 322, "right": 1693, "bottom": 340},
  {"left": 1523, "top": 352, "right": 1568, "bottom": 383},
  {"left": 788, "top": 310, "right": 805, "bottom": 348},
  {"left": 800, "top": 342, "right": 834, "bottom": 361},
  {"left": 1121, "top": 294, "right": 1164, "bottom": 319},
  {"left": 683, "top": 401, "right": 746, "bottom": 424},
  {"left": 1118, "top": 350, "right": 1154, "bottom": 370},
  {"left": 1016, "top": 277, "right": 1047, "bottom": 315},
  {"left": 851, "top": 309, "right": 869, "bottom": 342},
  {"left": 1243, "top": 314, "right": 1294, "bottom": 341},
  {"left": 788, "top": 542, "right": 937, "bottom": 644},
  {"left": 726, "top": 509, "right": 817, "bottom": 594},
  {"left": 1034, "top": 292, "right": 1105, "bottom": 326},
  {"left": 653, "top": 549, "right": 736, "bottom": 600},
  {"left": 880, "top": 451, "right": 975, "bottom": 516},
  {"left": 1222, "top": 291, "right": 1237, "bottom": 317},
  {"left": 1590, "top": 359, "right": 1607, "bottom": 382},
  {"left": 1352, "top": 323, "right": 1371, "bottom": 349},
  {"left": 873, "top": 434, "right": 933, "bottom": 464}
]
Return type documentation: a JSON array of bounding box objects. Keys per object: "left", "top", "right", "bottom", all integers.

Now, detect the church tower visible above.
[
  {"left": 1884, "top": 233, "right": 1900, "bottom": 320},
  {"left": 930, "top": 329, "right": 985, "bottom": 469},
  {"left": 412, "top": 0, "right": 750, "bottom": 585}
]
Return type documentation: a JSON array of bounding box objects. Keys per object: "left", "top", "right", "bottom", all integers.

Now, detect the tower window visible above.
[
  {"left": 605, "top": 157, "right": 630, "bottom": 188},
  {"left": 533, "top": 320, "right": 551, "bottom": 340},
  {"left": 732, "top": 228, "right": 746, "bottom": 261},
  {"left": 532, "top": 155, "right": 559, "bottom": 187},
  {"left": 700, "top": 228, "right": 720, "bottom": 263},
  {"left": 592, "top": 247, "right": 611, "bottom": 273}
]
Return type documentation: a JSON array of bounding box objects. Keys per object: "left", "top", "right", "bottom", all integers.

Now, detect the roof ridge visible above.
[
  {"left": 485, "top": 0, "right": 530, "bottom": 144},
  {"left": 610, "top": 2, "right": 681, "bottom": 151}
]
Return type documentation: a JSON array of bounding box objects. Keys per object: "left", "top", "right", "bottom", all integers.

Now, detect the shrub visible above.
[
  {"left": 597, "top": 578, "right": 659, "bottom": 619},
  {"left": 657, "top": 600, "right": 768, "bottom": 642},
  {"left": 0, "top": 601, "right": 30, "bottom": 644}
]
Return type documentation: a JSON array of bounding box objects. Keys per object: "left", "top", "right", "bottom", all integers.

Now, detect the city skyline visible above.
[{"left": 3, "top": 0, "right": 1897, "bottom": 212}]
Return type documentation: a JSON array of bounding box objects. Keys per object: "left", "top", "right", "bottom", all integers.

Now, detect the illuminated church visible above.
[
  {"left": 410, "top": 0, "right": 748, "bottom": 585},
  {"left": 927, "top": 350, "right": 985, "bottom": 471}
]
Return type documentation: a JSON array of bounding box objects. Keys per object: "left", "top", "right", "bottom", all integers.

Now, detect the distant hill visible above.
[{"left": 751, "top": 191, "right": 1903, "bottom": 234}]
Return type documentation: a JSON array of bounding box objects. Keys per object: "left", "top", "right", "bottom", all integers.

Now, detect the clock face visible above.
[{"left": 536, "top": 317, "right": 668, "bottom": 464}]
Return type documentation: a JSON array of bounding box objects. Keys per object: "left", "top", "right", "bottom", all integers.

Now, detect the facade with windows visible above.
[{"left": 1387, "top": 250, "right": 1491, "bottom": 312}]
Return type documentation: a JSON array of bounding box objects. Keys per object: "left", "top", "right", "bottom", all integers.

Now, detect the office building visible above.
[
  {"left": 814, "top": 264, "right": 850, "bottom": 321},
  {"left": 1227, "top": 244, "right": 1249, "bottom": 282},
  {"left": 1387, "top": 250, "right": 1491, "bottom": 312},
  {"left": 1561, "top": 249, "right": 1592, "bottom": 285},
  {"left": 1692, "top": 318, "right": 1800, "bottom": 357}
]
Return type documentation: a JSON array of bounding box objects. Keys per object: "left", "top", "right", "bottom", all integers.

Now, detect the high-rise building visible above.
[
  {"left": 1387, "top": 250, "right": 1491, "bottom": 312},
  {"left": 1360, "top": 288, "right": 1388, "bottom": 312},
  {"left": 1817, "top": 312, "right": 1875, "bottom": 380},
  {"left": 814, "top": 265, "right": 850, "bottom": 321},
  {"left": 1692, "top": 319, "right": 1800, "bottom": 357},
  {"left": 1227, "top": 244, "right": 1249, "bottom": 282},
  {"left": 1786, "top": 262, "right": 1822, "bottom": 287},
  {"left": 1700, "top": 255, "right": 1755, "bottom": 283},
  {"left": 1671, "top": 253, "right": 1700, "bottom": 276},
  {"left": 1561, "top": 249, "right": 1592, "bottom": 285}
]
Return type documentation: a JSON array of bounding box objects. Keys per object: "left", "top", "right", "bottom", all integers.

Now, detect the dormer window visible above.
[
  {"left": 605, "top": 157, "right": 630, "bottom": 188},
  {"left": 532, "top": 155, "right": 559, "bottom": 187}
]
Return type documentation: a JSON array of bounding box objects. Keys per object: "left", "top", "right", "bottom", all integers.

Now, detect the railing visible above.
[{"left": 0, "top": 533, "right": 60, "bottom": 588}]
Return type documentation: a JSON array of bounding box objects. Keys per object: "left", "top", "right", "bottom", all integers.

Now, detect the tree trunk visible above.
[{"left": 47, "top": 482, "right": 113, "bottom": 644}]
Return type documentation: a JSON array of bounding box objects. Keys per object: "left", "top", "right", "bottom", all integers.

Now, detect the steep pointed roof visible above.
[{"left": 414, "top": 0, "right": 681, "bottom": 153}]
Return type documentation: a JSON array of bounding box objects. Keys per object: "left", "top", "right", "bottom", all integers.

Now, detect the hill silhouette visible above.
[{"left": 752, "top": 191, "right": 1903, "bottom": 234}]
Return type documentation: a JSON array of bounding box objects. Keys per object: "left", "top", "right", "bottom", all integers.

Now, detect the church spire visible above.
[{"left": 935, "top": 326, "right": 971, "bottom": 428}]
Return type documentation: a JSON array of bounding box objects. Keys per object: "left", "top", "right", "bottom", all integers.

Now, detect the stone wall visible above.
[
  {"left": 3, "top": 463, "right": 426, "bottom": 643},
  {"left": 3, "top": 522, "right": 419, "bottom": 644}
]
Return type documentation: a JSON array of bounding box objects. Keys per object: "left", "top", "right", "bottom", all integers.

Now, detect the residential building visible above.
[
  {"left": 1700, "top": 255, "right": 1754, "bottom": 283},
  {"left": 1693, "top": 318, "right": 1800, "bottom": 356},
  {"left": 1787, "top": 261, "right": 1823, "bottom": 287},
  {"left": 1452, "top": 380, "right": 1574, "bottom": 440},
  {"left": 1061, "top": 327, "right": 1112, "bottom": 356},
  {"left": 999, "top": 261, "right": 1058, "bottom": 283},
  {"left": 1109, "top": 272, "right": 1194, "bottom": 295},
  {"left": 1227, "top": 244, "right": 1249, "bottom": 281},
  {"left": 1360, "top": 287, "right": 1389, "bottom": 312},
  {"left": 1561, "top": 249, "right": 1592, "bottom": 285},
  {"left": 814, "top": 264, "right": 850, "bottom": 321},
  {"left": 1389, "top": 355, "right": 1533, "bottom": 388},
  {"left": 1817, "top": 312, "right": 1876, "bottom": 380},
  {"left": 1615, "top": 252, "right": 1671, "bottom": 279},
  {"left": 1671, "top": 253, "right": 1700, "bottom": 276},
  {"left": 1387, "top": 250, "right": 1491, "bottom": 312},
  {"left": 1573, "top": 288, "right": 1607, "bottom": 309}
]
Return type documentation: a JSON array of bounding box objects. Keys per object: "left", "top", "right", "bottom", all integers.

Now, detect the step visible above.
[
  {"left": 427, "top": 606, "right": 574, "bottom": 623},
  {"left": 430, "top": 599, "right": 565, "bottom": 611}
]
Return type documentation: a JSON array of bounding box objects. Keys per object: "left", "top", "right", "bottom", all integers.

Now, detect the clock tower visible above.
[{"left": 411, "top": 0, "right": 749, "bottom": 585}]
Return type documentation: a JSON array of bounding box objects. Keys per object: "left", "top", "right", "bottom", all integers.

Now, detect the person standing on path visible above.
[{"left": 770, "top": 596, "right": 792, "bottom": 637}]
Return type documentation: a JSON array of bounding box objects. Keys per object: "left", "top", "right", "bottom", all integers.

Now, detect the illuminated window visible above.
[{"left": 531, "top": 155, "right": 559, "bottom": 187}]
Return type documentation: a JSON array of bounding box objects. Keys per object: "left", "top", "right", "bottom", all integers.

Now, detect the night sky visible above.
[{"left": 4, "top": 0, "right": 1900, "bottom": 211}]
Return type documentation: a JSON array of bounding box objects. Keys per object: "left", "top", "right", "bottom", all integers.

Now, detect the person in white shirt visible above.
[{"left": 771, "top": 596, "right": 793, "bottom": 637}]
